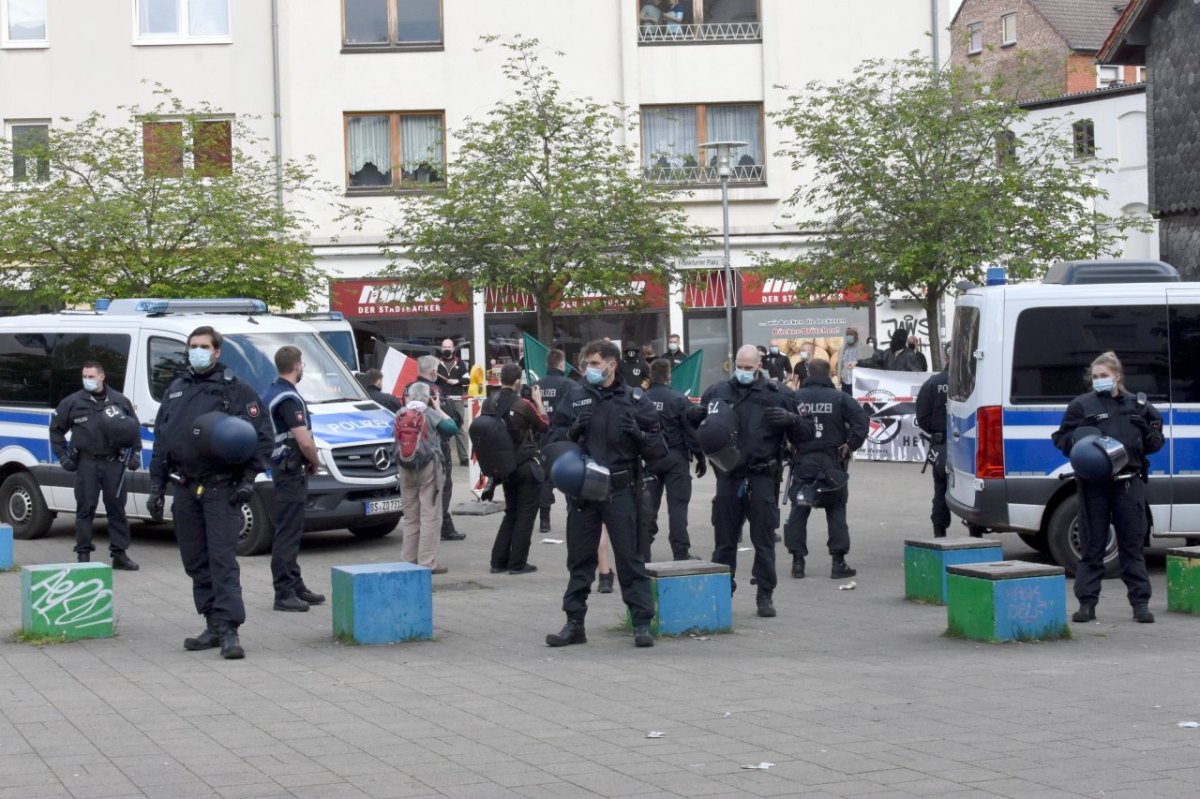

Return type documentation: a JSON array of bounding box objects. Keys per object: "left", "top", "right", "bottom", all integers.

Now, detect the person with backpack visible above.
[
  {"left": 535, "top": 348, "right": 577, "bottom": 533},
  {"left": 407, "top": 356, "right": 465, "bottom": 542},
  {"left": 480, "top": 363, "right": 549, "bottom": 575},
  {"left": 396, "top": 381, "right": 458, "bottom": 574}
]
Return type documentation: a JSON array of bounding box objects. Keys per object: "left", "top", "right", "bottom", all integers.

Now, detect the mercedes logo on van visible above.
[{"left": 373, "top": 447, "right": 393, "bottom": 471}]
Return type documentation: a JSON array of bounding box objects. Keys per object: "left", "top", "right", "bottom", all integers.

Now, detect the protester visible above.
[
  {"left": 409, "top": 356, "right": 465, "bottom": 541},
  {"left": 437, "top": 338, "right": 470, "bottom": 466},
  {"left": 486, "top": 364, "right": 548, "bottom": 575},
  {"left": 398, "top": 381, "right": 457, "bottom": 574}
]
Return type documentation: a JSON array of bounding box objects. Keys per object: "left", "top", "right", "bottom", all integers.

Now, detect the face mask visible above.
[
  {"left": 1093, "top": 377, "right": 1115, "bottom": 394},
  {"left": 585, "top": 366, "right": 606, "bottom": 385},
  {"left": 668, "top": 342, "right": 679, "bottom": 352},
  {"left": 442, "top": 349, "right": 453, "bottom": 359},
  {"left": 800, "top": 352, "right": 810, "bottom": 361},
  {"left": 734, "top": 368, "right": 756, "bottom": 385},
  {"left": 769, "top": 346, "right": 779, "bottom": 355},
  {"left": 82, "top": 378, "right": 100, "bottom": 393},
  {"left": 908, "top": 342, "right": 917, "bottom": 350},
  {"left": 845, "top": 335, "right": 856, "bottom": 345},
  {"left": 189, "top": 347, "right": 214, "bottom": 371}
]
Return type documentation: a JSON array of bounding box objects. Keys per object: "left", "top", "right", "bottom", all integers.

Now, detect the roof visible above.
[
  {"left": 1028, "top": 0, "right": 1128, "bottom": 51},
  {"left": 1097, "top": 0, "right": 1157, "bottom": 64},
  {"left": 1017, "top": 80, "right": 1144, "bottom": 110}
]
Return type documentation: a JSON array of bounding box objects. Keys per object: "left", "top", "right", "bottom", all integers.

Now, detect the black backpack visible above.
[{"left": 469, "top": 393, "right": 518, "bottom": 480}]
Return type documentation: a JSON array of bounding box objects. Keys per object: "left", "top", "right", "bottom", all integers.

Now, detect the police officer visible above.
[
  {"left": 915, "top": 364, "right": 950, "bottom": 537},
  {"left": 149, "top": 326, "right": 272, "bottom": 660},
  {"left": 545, "top": 339, "right": 664, "bottom": 649},
  {"left": 262, "top": 346, "right": 324, "bottom": 613},
  {"left": 486, "top": 363, "right": 548, "bottom": 575},
  {"left": 763, "top": 340, "right": 793, "bottom": 382},
  {"left": 410, "top": 355, "right": 465, "bottom": 541},
  {"left": 783, "top": 359, "right": 869, "bottom": 579},
  {"left": 698, "top": 345, "right": 814, "bottom": 617},
  {"left": 49, "top": 360, "right": 142, "bottom": 569},
  {"left": 619, "top": 344, "right": 651, "bottom": 389},
  {"left": 665, "top": 333, "right": 687, "bottom": 366},
  {"left": 1051, "top": 351, "right": 1163, "bottom": 624},
  {"left": 641, "top": 358, "right": 704, "bottom": 561},
  {"left": 535, "top": 348, "right": 577, "bottom": 533}
]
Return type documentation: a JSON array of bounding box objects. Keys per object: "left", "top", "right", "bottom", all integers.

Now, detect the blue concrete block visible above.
[
  {"left": 643, "top": 561, "right": 732, "bottom": 636},
  {"left": 0, "top": 524, "right": 11, "bottom": 569},
  {"left": 946, "top": 560, "right": 1069, "bottom": 642},
  {"left": 331, "top": 562, "right": 432, "bottom": 645},
  {"left": 904, "top": 538, "right": 1003, "bottom": 604}
]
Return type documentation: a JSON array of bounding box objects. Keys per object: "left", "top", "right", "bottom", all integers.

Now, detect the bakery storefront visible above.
[
  {"left": 329, "top": 278, "right": 473, "bottom": 362},
  {"left": 738, "top": 272, "right": 871, "bottom": 371}
]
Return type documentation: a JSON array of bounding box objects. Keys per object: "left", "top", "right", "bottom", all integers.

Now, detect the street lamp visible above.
[{"left": 699, "top": 140, "right": 747, "bottom": 376}]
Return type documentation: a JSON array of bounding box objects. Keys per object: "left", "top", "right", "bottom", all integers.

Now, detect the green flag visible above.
[
  {"left": 522, "top": 332, "right": 574, "bottom": 383},
  {"left": 670, "top": 350, "right": 703, "bottom": 398}
]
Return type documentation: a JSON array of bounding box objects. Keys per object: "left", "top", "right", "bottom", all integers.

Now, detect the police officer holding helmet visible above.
[
  {"left": 49, "top": 360, "right": 142, "bottom": 569},
  {"left": 149, "top": 326, "right": 272, "bottom": 659},
  {"left": 545, "top": 339, "right": 665, "bottom": 649},
  {"left": 1051, "top": 351, "right": 1163, "bottom": 624},
  {"left": 698, "top": 344, "right": 814, "bottom": 618}
]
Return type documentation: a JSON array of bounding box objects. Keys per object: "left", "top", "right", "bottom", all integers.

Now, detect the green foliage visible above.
[
  {"left": 376, "top": 37, "right": 706, "bottom": 340},
  {"left": 763, "top": 54, "right": 1148, "bottom": 365},
  {"left": 0, "top": 88, "right": 336, "bottom": 311}
]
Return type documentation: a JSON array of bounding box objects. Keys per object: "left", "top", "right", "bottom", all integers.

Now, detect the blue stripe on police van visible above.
[
  {"left": 1004, "top": 439, "right": 1064, "bottom": 476},
  {"left": 1002, "top": 409, "right": 1064, "bottom": 427},
  {"left": 0, "top": 409, "right": 52, "bottom": 426}
]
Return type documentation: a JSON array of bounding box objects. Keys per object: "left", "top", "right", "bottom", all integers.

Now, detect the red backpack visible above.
[{"left": 394, "top": 407, "right": 438, "bottom": 469}]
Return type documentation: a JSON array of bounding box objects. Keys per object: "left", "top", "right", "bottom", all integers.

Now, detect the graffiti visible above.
[
  {"left": 29, "top": 568, "right": 113, "bottom": 630},
  {"left": 1007, "top": 584, "right": 1050, "bottom": 626}
]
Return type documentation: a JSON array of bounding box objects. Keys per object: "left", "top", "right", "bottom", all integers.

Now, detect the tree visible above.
[
  {"left": 763, "top": 54, "right": 1145, "bottom": 368},
  {"left": 0, "top": 89, "right": 335, "bottom": 310},
  {"left": 376, "top": 37, "right": 706, "bottom": 343}
]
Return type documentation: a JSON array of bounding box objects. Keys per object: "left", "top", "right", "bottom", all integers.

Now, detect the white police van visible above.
[
  {"left": 0, "top": 298, "right": 402, "bottom": 555},
  {"left": 946, "top": 260, "right": 1200, "bottom": 575}
]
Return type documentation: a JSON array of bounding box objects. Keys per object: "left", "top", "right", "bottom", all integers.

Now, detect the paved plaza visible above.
[{"left": 3, "top": 461, "right": 1200, "bottom": 799}]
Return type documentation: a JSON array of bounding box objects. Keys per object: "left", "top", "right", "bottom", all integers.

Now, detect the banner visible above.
[
  {"left": 670, "top": 350, "right": 703, "bottom": 399},
  {"left": 850, "top": 367, "right": 935, "bottom": 463},
  {"left": 380, "top": 346, "right": 419, "bottom": 398},
  {"left": 522, "top": 332, "right": 574, "bottom": 383}
]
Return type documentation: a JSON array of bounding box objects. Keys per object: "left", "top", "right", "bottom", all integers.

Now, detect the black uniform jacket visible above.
[
  {"left": 50, "top": 387, "right": 141, "bottom": 460},
  {"left": 1051, "top": 388, "right": 1164, "bottom": 473}
]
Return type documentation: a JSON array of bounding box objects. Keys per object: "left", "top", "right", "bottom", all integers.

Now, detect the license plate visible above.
[{"left": 364, "top": 498, "right": 403, "bottom": 515}]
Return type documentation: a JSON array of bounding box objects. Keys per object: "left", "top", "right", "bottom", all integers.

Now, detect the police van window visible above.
[
  {"left": 1169, "top": 306, "right": 1200, "bottom": 403},
  {"left": 948, "top": 306, "right": 979, "bottom": 402},
  {"left": 1012, "top": 305, "right": 1168, "bottom": 404},
  {"left": 148, "top": 336, "right": 187, "bottom": 402},
  {"left": 51, "top": 334, "right": 130, "bottom": 407},
  {"left": 219, "top": 332, "right": 369, "bottom": 403},
  {"left": 0, "top": 333, "right": 52, "bottom": 407}
]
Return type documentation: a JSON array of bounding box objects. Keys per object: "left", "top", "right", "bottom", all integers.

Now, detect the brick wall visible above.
[{"left": 951, "top": 0, "right": 1068, "bottom": 99}]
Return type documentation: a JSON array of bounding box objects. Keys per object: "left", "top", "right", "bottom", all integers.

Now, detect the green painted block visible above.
[
  {"left": 946, "top": 572, "right": 996, "bottom": 640},
  {"left": 905, "top": 547, "right": 943, "bottom": 603},
  {"left": 946, "top": 562, "right": 1069, "bottom": 642},
  {"left": 21, "top": 562, "right": 114, "bottom": 640},
  {"left": 1166, "top": 548, "right": 1200, "bottom": 614}
]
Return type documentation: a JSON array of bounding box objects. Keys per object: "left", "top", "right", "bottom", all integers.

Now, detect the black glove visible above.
[
  {"left": 60, "top": 455, "right": 78, "bottom": 473},
  {"left": 764, "top": 406, "right": 799, "bottom": 430},
  {"left": 568, "top": 410, "right": 592, "bottom": 441},
  {"left": 686, "top": 404, "right": 708, "bottom": 424},
  {"left": 619, "top": 414, "right": 644, "bottom": 442},
  {"left": 1130, "top": 414, "right": 1150, "bottom": 432},
  {"left": 231, "top": 481, "right": 256, "bottom": 505},
  {"left": 694, "top": 457, "right": 707, "bottom": 479},
  {"left": 126, "top": 450, "right": 141, "bottom": 472},
  {"left": 147, "top": 485, "right": 165, "bottom": 522}
]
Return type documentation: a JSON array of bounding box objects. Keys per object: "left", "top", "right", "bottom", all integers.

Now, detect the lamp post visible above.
[{"left": 699, "top": 140, "right": 747, "bottom": 376}]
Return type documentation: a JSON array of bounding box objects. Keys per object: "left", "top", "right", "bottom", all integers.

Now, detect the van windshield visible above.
[
  {"left": 319, "top": 330, "right": 358, "bottom": 373},
  {"left": 219, "top": 332, "right": 368, "bottom": 403}
]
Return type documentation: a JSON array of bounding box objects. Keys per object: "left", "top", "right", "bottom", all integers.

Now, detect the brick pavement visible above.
[{"left": 2, "top": 461, "right": 1200, "bottom": 798}]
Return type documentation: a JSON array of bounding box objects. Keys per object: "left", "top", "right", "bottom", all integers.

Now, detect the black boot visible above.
[
  {"left": 76, "top": 551, "right": 90, "bottom": 563},
  {"left": 296, "top": 586, "right": 326, "bottom": 605},
  {"left": 274, "top": 592, "right": 310, "bottom": 612},
  {"left": 633, "top": 625, "right": 654, "bottom": 647},
  {"left": 1133, "top": 604, "right": 1155, "bottom": 623},
  {"left": 111, "top": 552, "right": 140, "bottom": 571},
  {"left": 597, "top": 572, "right": 614, "bottom": 594},
  {"left": 756, "top": 589, "right": 776, "bottom": 618},
  {"left": 791, "top": 556, "right": 805, "bottom": 579},
  {"left": 1072, "top": 603, "right": 1096, "bottom": 623},
  {"left": 831, "top": 557, "right": 857, "bottom": 579},
  {"left": 546, "top": 618, "right": 587, "bottom": 647},
  {"left": 184, "top": 619, "right": 222, "bottom": 651},
  {"left": 219, "top": 625, "right": 245, "bottom": 659},
  {"left": 539, "top": 509, "right": 551, "bottom": 534},
  {"left": 933, "top": 525, "right": 947, "bottom": 538}
]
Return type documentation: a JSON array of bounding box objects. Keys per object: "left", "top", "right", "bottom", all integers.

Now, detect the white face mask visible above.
[
  {"left": 82, "top": 377, "right": 100, "bottom": 393},
  {"left": 668, "top": 342, "right": 679, "bottom": 352}
]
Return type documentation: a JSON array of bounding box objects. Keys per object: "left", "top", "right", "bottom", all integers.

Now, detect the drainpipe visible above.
[
  {"left": 270, "top": 0, "right": 284, "bottom": 209},
  {"left": 931, "top": 0, "right": 941, "bottom": 69}
]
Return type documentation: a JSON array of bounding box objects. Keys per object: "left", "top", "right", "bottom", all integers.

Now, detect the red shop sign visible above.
[
  {"left": 330, "top": 279, "right": 472, "bottom": 318},
  {"left": 739, "top": 272, "right": 870, "bottom": 308},
  {"left": 553, "top": 274, "right": 667, "bottom": 312}
]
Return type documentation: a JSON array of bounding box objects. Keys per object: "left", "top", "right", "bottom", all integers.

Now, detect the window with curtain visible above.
[
  {"left": 10, "top": 122, "right": 49, "bottom": 181},
  {"left": 346, "top": 112, "right": 446, "bottom": 191},
  {"left": 636, "top": 0, "right": 760, "bottom": 44},
  {"left": 4, "top": 0, "right": 47, "bottom": 44},
  {"left": 136, "top": 0, "right": 229, "bottom": 41},
  {"left": 343, "top": 0, "right": 443, "bottom": 48},
  {"left": 641, "top": 103, "right": 764, "bottom": 184}
]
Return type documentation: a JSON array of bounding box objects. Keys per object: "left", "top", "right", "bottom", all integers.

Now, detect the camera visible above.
[{"left": 520, "top": 384, "right": 532, "bottom": 400}]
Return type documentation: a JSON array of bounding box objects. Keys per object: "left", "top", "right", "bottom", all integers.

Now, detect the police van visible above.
[
  {"left": 946, "top": 260, "right": 1200, "bottom": 575},
  {"left": 0, "top": 298, "right": 402, "bottom": 555}
]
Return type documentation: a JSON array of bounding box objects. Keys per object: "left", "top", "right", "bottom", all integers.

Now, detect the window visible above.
[
  {"left": 2, "top": 0, "right": 47, "bottom": 46},
  {"left": 641, "top": 103, "right": 764, "bottom": 184},
  {"left": 949, "top": 306, "right": 979, "bottom": 402},
  {"left": 345, "top": 112, "right": 445, "bottom": 191},
  {"left": 0, "top": 333, "right": 51, "bottom": 406},
  {"left": 1011, "top": 306, "right": 1168, "bottom": 404},
  {"left": 1097, "top": 65, "right": 1123, "bottom": 88},
  {"left": 637, "top": 0, "right": 761, "bottom": 43},
  {"left": 142, "top": 119, "right": 233, "bottom": 178},
  {"left": 1136, "top": 66, "right": 1147, "bottom": 83},
  {"left": 1000, "top": 13, "right": 1016, "bottom": 45},
  {"left": 52, "top": 334, "right": 130, "bottom": 406},
  {"left": 9, "top": 121, "right": 49, "bottom": 182},
  {"left": 147, "top": 337, "right": 187, "bottom": 402},
  {"left": 343, "top": 0, "right": 442, "bottom": 49},
  {"left": 967, "top": 22, "right": 982, "bottom": 54},
  {"left": 135, "top": 0, "right": 230, "bottom": 44},
  {"left": 1072, "top": 118, "right": 1096, "bottom": 160},
  {"left": 995, "top": 128, "right": 1017, "bottom": 166},
  {"left": 1170, "top": 306, "right": 1200, "bottom": 404},
  {"left": 0, "top": 332, "right": 130, "bottom": 408}
]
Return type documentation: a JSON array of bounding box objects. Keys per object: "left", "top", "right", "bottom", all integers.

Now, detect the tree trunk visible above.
[
  {"left": 924, "top": 290, "right": 944, "bottom": 371},
  {"left": 535, "top": 300, "right": 555, "bottom": 350}
]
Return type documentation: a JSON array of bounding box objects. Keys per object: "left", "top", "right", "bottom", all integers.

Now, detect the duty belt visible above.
[
  {"left": 610, "top": 470, "right": 636, "bottom": 490},
  {"left": 81, "top": 453, "right": 122, "bottom": 462}
]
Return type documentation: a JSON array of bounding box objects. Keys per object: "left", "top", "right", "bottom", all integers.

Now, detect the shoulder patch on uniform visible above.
[
  {"left": 247, "top": 402, "right": 260, "bottom": 418},
  {"left": 294, "top": 411, "right": 305, "bottom": 423},
  {"left": 168, "top": 390, "right": 183, "bottom": 399}
]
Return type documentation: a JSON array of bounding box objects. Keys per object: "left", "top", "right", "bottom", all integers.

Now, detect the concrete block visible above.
[
  {"left": 946, "top": 561, "right": 1068, "bottom": 642},
  {"left": 904, "top": 537, "right": 1004, "bottom": 605},
  {"left": 1166, "top": 545, "right": 1200, "bottom": 614},
  {"left": 0, "top": 523, "right": 11, "bottom": 569},
  {"left": 21, "top": 562, "right": 114, "bottom": 639},
  {"left": 331, "top": 562, "right": 432, "bottom": 645},
  {"left": 638, "top": 560, "right": 732, "bottom": 637}
]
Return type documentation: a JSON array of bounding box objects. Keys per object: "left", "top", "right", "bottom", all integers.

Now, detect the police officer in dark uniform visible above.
[
  {"left": 262, "top": 346, "right": 324, "bottom": 613},
  {"left": 1051, "top": 351, "right": 1163, "bottom": 624},
  {"left": 535, "top": 348, "right": 577, "bottom": 533},
  {"left": 545, "top": 339, "right": 665, "bottom": 649},
  {"left": 148, "top": 326, "right": 272, "bottom": 660},
  {"left": 665, "top": 333, "right": 687, "bottom": 366},
  {"left": 784, "top": 359, "right": 869, "bottom": 579},
  {"left": 698, "top": 345, "right": 814, "bottom": 617},
  {"left": 619, "top": 344, "right": 651, "bottom": 389},
  {"left": 915, "top": 365, "right": 950, "bottom": 537},
  {"left": 762, "top": 341, "right": 793, "bottom": 383},
  {"left": 642, "top": 358, "right": 704, "bottom": 561},
  {"left": 49, "top": 360, "right": 142, "bottom": 569}
]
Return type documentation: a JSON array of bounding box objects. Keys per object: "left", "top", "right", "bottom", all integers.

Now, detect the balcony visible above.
[
  {"left": 644, "top": 163, "right": 764, "bottom": 184},
  {"left": 638, "top": 21, "right": 762, "bottom": 44}
]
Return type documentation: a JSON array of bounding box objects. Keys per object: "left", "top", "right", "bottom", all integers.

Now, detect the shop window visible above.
[
  {"left": 3, "top": 0, "right": 47, "bottom": 47},
  {"left": 638, "top": 0, "right": 760, "bottom": 44},
  {"left": 142, "top": 119, "right": 233, "bottom": 178},
  {"left": 641, "top": 103, "right": 764, "bottom": 185},
  {"left": 135, "top": 0, "right": 231, "bottom": 44},
  {"left": 9, "top": 121, "right": 49, "bottom": 182},
  {"left": 345, "top": 112, "right": 445, "bottom": 191},
  {"left": 343, "top": 0, "right": 442, "bottom": 49}
]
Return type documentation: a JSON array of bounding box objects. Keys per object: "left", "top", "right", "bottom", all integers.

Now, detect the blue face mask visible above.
[
  {"left": 845, "top": 335, "right": 856, "bottom": 345},
  {"left": 82, "top": 378, "right": 100, "bottom": 393},
  {"left": 585, "top": 366, "right": 606, "bottom": 385},
  {"left": 734, "top": 368, "right": 756, "bottom": 385},
  {"left": 1093, "top": 377, "right": 1115, "bottom": 394},
  {"left": 189, "top": 347, "right": 214, "bottom": 371}
]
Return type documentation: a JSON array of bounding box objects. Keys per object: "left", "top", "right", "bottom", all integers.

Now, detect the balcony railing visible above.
[
  {"left": 644, "top": 163, "right": 764, "bottom": 184},
  {"left": 638, "top": 21, "right": 762, "bottom": 44}
]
